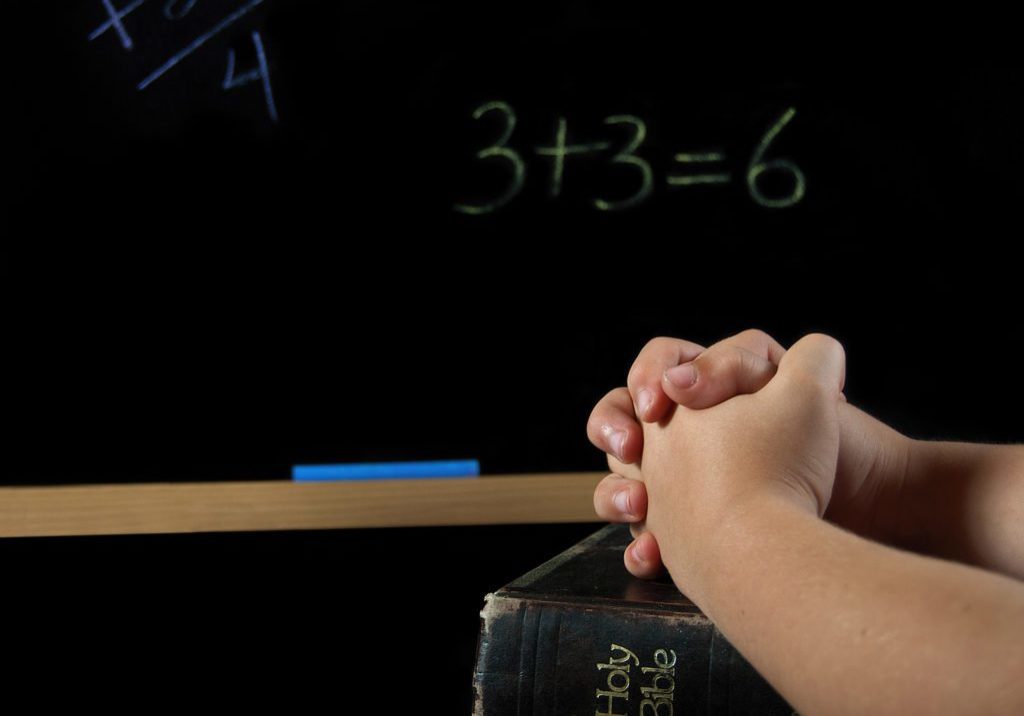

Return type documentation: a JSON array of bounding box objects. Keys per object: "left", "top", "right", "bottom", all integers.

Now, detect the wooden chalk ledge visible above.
[{"left": 0, "top": 472, "right": 606, "bottom": 538}]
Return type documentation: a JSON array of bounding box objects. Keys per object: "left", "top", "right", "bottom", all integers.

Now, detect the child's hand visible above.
[
  {"left": 604, "top": 334, "right": 847, "bottom": 594},
  {"left": 588, "top": 330, "right": 912, "bottom": 579}
]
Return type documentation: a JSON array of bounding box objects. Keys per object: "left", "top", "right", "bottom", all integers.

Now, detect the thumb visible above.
[
  {"left": 664, "top": 345, "right": 778, "bottom": 410},
  {"left": 775, "top": 333, "right": 846, "bottom": 398}
]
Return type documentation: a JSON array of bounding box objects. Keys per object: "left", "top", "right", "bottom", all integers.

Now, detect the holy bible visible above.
[{"left": 472, "top": 524, "right": 794, "bottom": 715}]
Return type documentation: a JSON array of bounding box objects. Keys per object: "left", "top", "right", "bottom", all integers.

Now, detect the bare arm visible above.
[
  {"left": 900, "top": 441, "right": 1024, "bottom": 580},
  {"left": 589, "top": 332, "right": 1024, "bottom": 582},
  {"left": 677, "top": 496, "right": 1024, "bottom": 716},
  {"left": 610, "top": 334, "right": 1024, "bottom": 714}
]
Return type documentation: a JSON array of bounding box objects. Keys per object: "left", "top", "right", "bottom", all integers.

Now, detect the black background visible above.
[{"left": 5, "top": 2, "right": 1024, "bottom": 711}]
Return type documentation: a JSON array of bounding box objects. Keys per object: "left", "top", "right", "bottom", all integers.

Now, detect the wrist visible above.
[
  {"left": 661, "top": 491, "right": 818, "bottom": 609},
  {"left": 867, "top": 431, "right": 915, "bottom": 544},
  {"left": 900, "top": 438, "right": 990, "bottom": 556},
  {"left": 831, "top": 403, "right": 914, "bottom": 544},
  {"left": 895, "top": 437, "right": 931, "bottom": 549}
]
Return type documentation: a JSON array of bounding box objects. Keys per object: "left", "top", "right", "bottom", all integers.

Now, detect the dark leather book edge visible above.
[
  {"left": 503, "top": 523, "right": 622, "bottom": 589},
  {"left": 472, "top": 525, "right": 794, "bottom": 715}
]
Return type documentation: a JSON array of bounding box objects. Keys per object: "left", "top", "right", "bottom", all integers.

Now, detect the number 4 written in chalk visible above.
[{"left": 223, "top": 30, "right": 278, "bottom": 123}]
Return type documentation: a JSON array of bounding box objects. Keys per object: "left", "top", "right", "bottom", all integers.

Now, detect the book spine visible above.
[{"left": 473, "top": 593, "right": 793, "bottom": 716}]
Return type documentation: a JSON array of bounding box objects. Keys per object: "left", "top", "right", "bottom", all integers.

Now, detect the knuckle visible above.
[
  {"left": 602, "top": 387, "right": 624, "bottom": 403},
  {"left": 589, "top": 389, "right": 622, "bottom": 424},
  {"left": 628, "top": 358, "right": 648, "bottom": 386},
  {"left": 801, "top": 332, "right": 845, "bottom": 357},
  {"left": 645, "top": 336, "right": 675, "bottom": 351},
  {"left": 585, "top": 408, "right": 604, "bottom": 442},
  {"left": 635, "top": 336, "right": 675, "bottom": 365},
  {"left": 631, "top": 337, "right": 672, "bottom": 383},
  {"left": 696, "top": 344, "right": 740, "bottom": 379},
  {"left": 593, "top": 475, "right": 616, "bottom": 514},
  {"left": 735, "top": 327, "right": 771, "bottom": 345},
  {"left": 723, "top": 345, "right": 749, "bottom": 372},
  {"left": 626, "top": 364, "right": 643, "bottom": 388},
  {"left": 785, "top": 365, "right": 832, "bottom": 398}
]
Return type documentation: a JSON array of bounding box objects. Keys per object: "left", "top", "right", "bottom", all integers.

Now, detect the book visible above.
[{"left": 473, "top": 523, "right": 794, "bottom": 715}]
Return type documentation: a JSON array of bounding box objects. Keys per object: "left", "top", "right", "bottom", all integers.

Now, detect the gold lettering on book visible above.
[
  {"left": 595, "top": 644, "right": 638, "bottom": 716},
  {"left": 595, "top": 645, "right": 676, "bottom": 716}
]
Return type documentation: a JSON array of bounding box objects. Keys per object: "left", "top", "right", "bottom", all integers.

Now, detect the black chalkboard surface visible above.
[
  {"left": 7, "top": 5, "right": 1024, "bottom": 486},
  {"left": 6, "top": 4, "right": 1024, "bottom": 487},
  {"left": 5, "top": 5, "right": 1024, "bottom": 714}
]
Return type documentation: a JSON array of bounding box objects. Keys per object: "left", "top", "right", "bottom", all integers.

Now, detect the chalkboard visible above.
[
  {"left": 7, "top": 4, "right": 1024, "bottom": 485},
  {"left": 6, "top": 8, "right": 1024, "bottom": 715}
]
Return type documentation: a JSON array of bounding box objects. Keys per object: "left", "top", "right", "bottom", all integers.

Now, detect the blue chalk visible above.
[{"left": 292, "top": 460, "right": 480, "bottom": 482}]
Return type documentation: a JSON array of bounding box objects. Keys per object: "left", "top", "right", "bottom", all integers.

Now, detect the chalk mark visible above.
[
  {"left": 674, "top": 152, "right": 725, "bottom": 163},
  {"left": 252, "top": 31, "right": 277, "bottom": 122},
  {"left": 534, "top": 117, "right": 610, "bottom": 198},
  {"left": 746, "top": 107, "right": 805, "bottom": 208},
  {"left": 137, "top": 0, "right": 264, "bottom": 90},
  {"left": 223, "top": 31, "right": 278, "bottom": 122},
  {"left": 453, "top": 101, "right": 526, "bottom": 215},
  {"left": 667, "top": 149, "right": 730, "bottom": 187},
  {"left": 163, "top": 0, "right": 198, "bottom": 20},
  {"left": 89, "top": 0, "right": 148, "bottom": 50},
  {"left": 666, "top": 174, "right": 732, "bottom": 186},
  {"left": 594, "top": 114, "right": 652, "bottom": 211}
]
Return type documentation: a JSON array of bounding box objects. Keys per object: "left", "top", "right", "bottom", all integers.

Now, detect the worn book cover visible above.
[{"left": 473, "top": 524, "right": 793, "bottom": 715}]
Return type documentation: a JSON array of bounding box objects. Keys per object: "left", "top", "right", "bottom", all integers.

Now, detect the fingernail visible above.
[
  {"left": 636, "top": 388, "right": 653, "bottom": 418},
  {"left": 613, "top": 489, "right": 633, "bottom": 517},
  {"left": 609, "top": 430, "right": 627, "bottom": 460},
  {"left": 665, "top": 363, "right": 697, "bottom": 389},
  {"left": 631, "top": 541, "right": 645, "bottom": 563}
]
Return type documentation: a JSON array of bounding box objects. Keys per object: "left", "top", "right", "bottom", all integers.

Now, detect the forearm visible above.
[
  {"left": 665, "top": 498, "right": 1024, "bottom": 716},
  {"left": 902, "top": 440, "right": 1024, "bottom": 579}
]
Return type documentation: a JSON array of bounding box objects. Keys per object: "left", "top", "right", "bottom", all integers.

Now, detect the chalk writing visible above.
[
  {"left": 163, "top": 0, "right": 198, "bottom": 20},
  {"left": 453, "top": 101, "right": 526, "bottom": 215},
  {"left": 90, "top": 0, "right": 147, "bottom": 50},
  {"left": 223, "top": 31, "right": 278, "bottom": 122},
  {"left": 666, "top": 151, "right": 730, "bottom": 186},
  {"left": 746, "top": 107, "right": 804, "bottom": 208},
  {"left": 534, "top": 117, "right": 609, "bottom": 198},
  {"left": 136, "top": 0, "right": 265, "bottom": 90},
  {"left": 595, "top": 115, "right": 652, "bottom": 211},
  {"left": 88, "top": 0, "right": 277, "bottom": 123},
  {"left": 455, "top": 104, "right": 805, "bottom": 213}
]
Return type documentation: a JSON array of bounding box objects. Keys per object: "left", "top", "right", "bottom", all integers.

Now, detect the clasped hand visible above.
[{"left": 588, "top": 330, "right": 910, "bottom": 584}]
